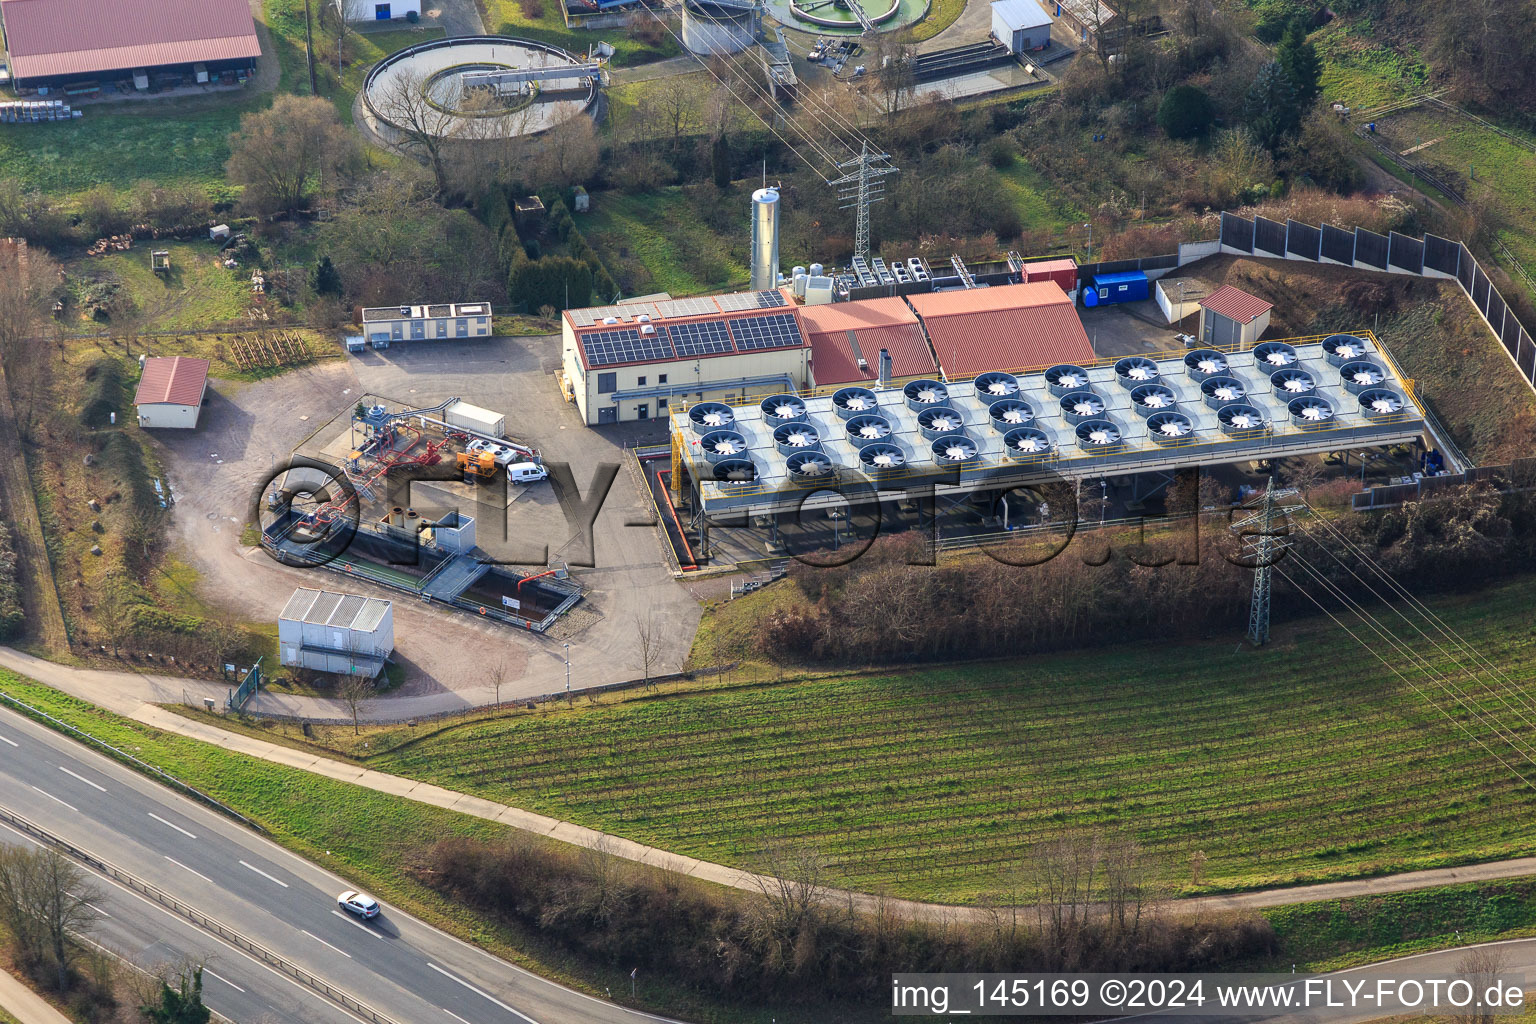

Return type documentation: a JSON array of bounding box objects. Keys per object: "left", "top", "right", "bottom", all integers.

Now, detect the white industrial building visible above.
[
  {"left": 991, "top": 0, "right": 1053, "bottom": 52},
  {"left": 561, "top": 290, "right": 810, "bottom": 425},
  {"left": 134, "top": 356, "right": 209, "bottom": 429},
  {"left": 278, "top": 588, "right": 395, "bottom": 679},
  {"left": 359, "top": 302, "right": 493, "bottom": 347},
  {"left": 335, "top": 0, "right": 421, "bottom": 21}
]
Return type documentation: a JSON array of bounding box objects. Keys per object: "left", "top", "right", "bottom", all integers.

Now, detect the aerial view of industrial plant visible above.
[{"left": 2, "top": 0, "right": 1536, "bottom": 1021}]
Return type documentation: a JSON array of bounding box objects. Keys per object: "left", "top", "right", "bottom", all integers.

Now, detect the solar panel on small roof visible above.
[
  {"left": 654, "top": 297, "right": 719, "bottom": 319},
  {"left": 729, "top": 312, "right": 803, "bottom": 351},
  {"left": 667, "top": 320, "right": 734, "bottom": 357},
  {"left": 582, "top": 327, "right": 675, "bottom": 366},
  {"left": 717, "top": 291, "right": 786, "bottom": 312},
  {"left": 570, "top": 304, "right": 655, "bottom": 328}
]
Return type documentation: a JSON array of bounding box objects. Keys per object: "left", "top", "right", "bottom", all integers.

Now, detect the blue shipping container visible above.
[{"left": 1082, "top": 270, "right": 1149, "bottom": 307}]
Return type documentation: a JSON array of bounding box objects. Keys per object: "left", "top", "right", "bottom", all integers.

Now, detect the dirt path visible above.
[{"left": 0, "top": 370, "right": 68, "bottom": 654}]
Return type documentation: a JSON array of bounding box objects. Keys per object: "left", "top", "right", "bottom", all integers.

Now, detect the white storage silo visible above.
[{"left": 750, "top": 187, "right": 781, "bottom": 292}]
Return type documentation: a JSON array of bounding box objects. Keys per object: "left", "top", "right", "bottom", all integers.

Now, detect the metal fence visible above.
[
  {"left": 1215, "top": 212, "right": 1536, "bottom": 400},
  {"left": 0, "top": 805, "right": 400, "bottom": 1024}
]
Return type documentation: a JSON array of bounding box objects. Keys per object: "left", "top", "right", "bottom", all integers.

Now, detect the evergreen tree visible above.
[
  {"left": 1245, "top": 60, "right": 1302, "bottom": 152},
  {"left": 141, "top": 967, "right": 211, "bottom": 1024},
  {"left": 711, "top": 135, "right": 732, "bottom": 189},
  {"left": 1277, "top": 19, "right": 1322, "bottom": 110},
  {"left": 311, "top": 255, "right": 343, "bottom": 297},
  {"left": 1157, "top": 84, "right": 1217, "bottom": 139}
]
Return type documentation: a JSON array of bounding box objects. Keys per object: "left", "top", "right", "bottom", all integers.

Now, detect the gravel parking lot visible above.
[{"left": 148, "top": 335, "right": 700, "bottom": 714}]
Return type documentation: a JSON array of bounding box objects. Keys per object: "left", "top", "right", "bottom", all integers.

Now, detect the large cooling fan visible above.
[
  {"left": 1046, "top": 365, "right": 1090, "bottom": 392},
  {"left": 1115, "top": 356, "right": 1159, "bottom": 386},
  {"left": 1078, "top": 421, "right": 1122, "bottom": 446},
  {"left": 1131, "top": 384, "right": 1176, "bottom": 412},
  {"left": 933, "top": 436, "right": 979, "bottom": 462},
  {"left": 850, "top": 419, "right": 889, "bottom": 441},
  {"left": 1272, "top": 368, "right": 1316, "bottom": 394},
  {"left": 833, "top": 388, "right": 877, "bottom": 417},
  {"left": 1255, "top": 342, "right": 1298, "bottom": 367},
  {"left": 1204, "top": 379, "right": 1245, "bottom": 403},
  {"left": 1185, "top": 350, "right": 1229, "bottom": 378},
  {"left": 1324, "top": 335, "right": 1365, "bottom": 363},
  {"left": 975, "top": 371, "right": 1020, "bottom": 398},
  {"left": 1154, "top": 416, "right": 1191, "bottom": 437},
  {"left": 1359, "top": 389, "right": 1405, "bottom": 417},
  {"left": 1062, "top": 393, "right": 1106, "bottom": 421},
  {"left": 860, "top": 443, "right": 906, "bottom": 471},
  {"left": 787, "top": 451, "right": 834, "bottom": 477},
  {"left": 762, "top": 395, "right": 806, "bottom": 422},
  {"left": 707, "top": 435, "right": 745, "bottom": 456},
  {"left": 700, "top": 411, "right": 730, "bottom": 427},
  {"left": 842, "top": 394, "right": 874, "bottom": 411},
  {"left": 1218, "top": 405, "right": 1267, "bottom": 433},
  {"left": 920, "top": 410, "right": 964, "bottom": 434},
  {"left": 1343, "top": 362, "right": 1385, "bottom": 388},
  {"left": 989, "top": 400, "right": 1034, "bottom": 426},
  {"left": 713, "top": 458, "right": 756, "bottom": 484},
  {"left": 1005, "top": 428, "right": 1052, "bottom": 455},
  {"left": 778, "top": 427, "right": 818, "bottom": 447},
  {"left": 1289, "top": 396, "right": 1334, "bottom": 425},
  {"left": 904, "top": 380, "right": 949, "bottom": 407},
  {"left": 1147, "top": 412, "right": 1194, "bottom": 444}
]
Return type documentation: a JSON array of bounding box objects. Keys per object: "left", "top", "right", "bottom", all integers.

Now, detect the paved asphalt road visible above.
[{"left": 0, "top": 705, "right": 681, "bottom": 1024}]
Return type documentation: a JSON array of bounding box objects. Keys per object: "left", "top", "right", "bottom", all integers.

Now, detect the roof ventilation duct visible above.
[
  {"left": 760, "top": 394, "right": 808, "bottom": 424},
  {"left": 1185, "top": 349, "right": 1229, "bottom": 380},
  {"left": 1060, "top": 390, "right": 1106, "bottom": 424},
  {"left": 1114, "top": 356, "right": 1159, "bottom": 388},
  {"left": 1075, "top": 419, "right": 1123, "bottom": 452},
  {"left": 1322, "top": 334, "right": 1367, "bottom": 366},
  {"left": 832, "top": 386, "right": 878, "bottom": 419},
  {"left": 1044, "top": 364, "right": 1091, "bottom": 396},
  {"left": 903, "top": 379, "right": 950, "bottom": 410},
  {"left": 1271, "top": 367, "right": 1316, "bottom": 395},
  {"left": 773, "top": 422, "right": 821, "bottom": 454},
  {"left": 917, "top": 407, "right": 966, "bottom": 440},
  {"left": 1200, "top": 375, "right": 1246, "bottom": 409},
  {"left": 845, "top": 414, "right": 893, "bottom": 448},
  {"left": 1358, "top": 388, "right": 1405, "bottom": 419},
  {"left": 1003, "top": 426, "right": 1054, "bottom": 460},
  {"left": 1339, "top": 360, "right": 1386, "bottom": 394},
  {"left": 689, "top": 402, "right": 735, "bottom": 433},
  {"left": 974, "top": 371, "right": 1020, "bottom": 399},
  {"left": 1253, "top": 341, "right": 1298, "bottom": 368},
  {"left": 699, "top": 429, "right": 749, "bottom": 462},
  {"left": 988, "top": 399, "right": 1034, "bottom": 430},
  {"left": 1146, "top": 411, "right": 1194, "bottom": 446},
  {"left": 1129, "top": 383, "right": 1177, "bottom": 417},
  {"left": 1218, "top": 404, "right": 1267, "bottom": 436},
  {"left": 1288, "top": 396, "right": 1335, "bottom": 428}
]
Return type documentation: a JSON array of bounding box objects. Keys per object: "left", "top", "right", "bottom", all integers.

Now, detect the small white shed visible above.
[
  {"left": 1199, "top": 285, "right": 1274, "bottom": 348},
  {"left": 134, "top": 356, "right": 210, "bottom": 429},
  {"left": 991, "top": 0, "right": 1053, "bottom": 52},
  {"left": 278, "top": 588, "right": 395, "bottom": 679}
]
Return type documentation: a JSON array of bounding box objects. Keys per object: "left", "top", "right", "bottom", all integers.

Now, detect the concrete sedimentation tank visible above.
[{"left": 682, "top": 0, "right": 758, "bottom": 55}]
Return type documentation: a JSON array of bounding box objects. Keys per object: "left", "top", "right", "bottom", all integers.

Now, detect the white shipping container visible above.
[{"left": 444, "top": 400, "right": 505, "bottom": 438}]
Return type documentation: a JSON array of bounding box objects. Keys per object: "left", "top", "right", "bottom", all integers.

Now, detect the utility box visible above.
[
  {"left": 444, "top": 400, "right": 505, "bottom": 438},
  {"left": 278, "top": 588, "right": 394, "bottom": 679}
]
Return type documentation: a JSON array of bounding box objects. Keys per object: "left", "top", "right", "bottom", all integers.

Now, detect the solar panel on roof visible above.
[
  {"left": 581, "top": 328, "right": 675, "bottom": 366},
  {"left": 730, "top": 313, "right": 802, "bottom": 351},
  {"left": 654, "top": 297, "right": 719, "bottom": 319},
  {"left": 667, "top": 320, "right": 734, "bottom": 357},
  {"left": 571, "top": 304, "right": 653, "bottom": 328},
  {"left": 717, "top": 291, "right": 786, "bottom": 312}
]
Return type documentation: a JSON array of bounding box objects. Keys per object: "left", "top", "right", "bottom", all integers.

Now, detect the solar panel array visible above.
[
  {"left": 717, "top": 290, "right": 787, "bottom": 312},
  {"left": 667, "top": 320, "right": 734, "bottom": 357},
  {"left": 581, "top": 327, "right": 674, "bottom": 367},
  {"left": 730, "top": 312, "right": 802, "bottom": 351},
  {"left": 654, "top": 296, "right": 719, "bottom": 319}
]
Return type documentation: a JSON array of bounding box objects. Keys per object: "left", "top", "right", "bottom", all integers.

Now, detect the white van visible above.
[{"left": 506, "top": 462, "right": 548, "bottom": 484}]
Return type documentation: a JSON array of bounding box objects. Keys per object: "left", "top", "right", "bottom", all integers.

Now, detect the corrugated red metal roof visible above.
[
  {"left": 906, "top": 282, "right": 1096, "bottom": 377},
  {"left": 135, "top": 356, "right": 209, "bottom": 407},
  {"left": 801, "top": 297, "right": 934, "bottom": 385},
  {"left": 1199, "top": 285, "right": 1273, "bottom": 325},
  {"left": 0, "top": 0, "right": 260, "bottom": 81}
]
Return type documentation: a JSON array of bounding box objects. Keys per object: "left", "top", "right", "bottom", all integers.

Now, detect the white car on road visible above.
[{"left": 338, "top": 890, "right": 380, "bottom": 919}]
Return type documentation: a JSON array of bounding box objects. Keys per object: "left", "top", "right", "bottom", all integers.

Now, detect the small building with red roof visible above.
[
  {"left": 1198, "top": 285, "right": 1274, "bottom": 347},
  {"left": 134, "top": 356, "right": 210, "bottom": 429}
]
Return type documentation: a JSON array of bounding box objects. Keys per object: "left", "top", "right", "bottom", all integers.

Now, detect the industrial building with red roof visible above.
[
  {"left": 905, "top": 280, "right": 1096, "bottom": 377},
  {"left": 0, "top": 0, "right": 260, "bottom": 90},
  {"left": 801, "top": 296, "right": 937, "bottom": 387}
]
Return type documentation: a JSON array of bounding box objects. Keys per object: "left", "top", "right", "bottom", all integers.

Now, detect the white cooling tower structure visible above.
[{"left": 750, "top": 187, "right": 781, "bottom": 292}]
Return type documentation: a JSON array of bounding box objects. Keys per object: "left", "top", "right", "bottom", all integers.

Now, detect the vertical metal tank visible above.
[{"left": 750, "top": 188, "right": 780, "bottom": 292}]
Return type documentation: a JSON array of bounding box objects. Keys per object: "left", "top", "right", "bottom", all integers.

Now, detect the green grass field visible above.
[
  {"left": 67, "top": 241, "right": 254, "bottom": 332},
  {"left": 584, "top": 188, "right": 752, "bottom": 295},
  {"left": 479, "top": 0, "right": 678, "bottom": 66},
  {"left": 1313, "top": 21, "right": 1429, "bottom": 110},
  {"left": 227, "top": 574, "right": 1536, "bottom": 905},
  {"left": 995, "top": 159, "right": 1084, "bottom": 235}
]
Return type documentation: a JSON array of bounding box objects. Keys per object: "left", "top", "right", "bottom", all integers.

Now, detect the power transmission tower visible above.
[
  {"left": 1231, "top": 480, "right": 1302, "bottom": 646},
  {"left": 830, "top": 142, "right": 897, "bottom": 261}
]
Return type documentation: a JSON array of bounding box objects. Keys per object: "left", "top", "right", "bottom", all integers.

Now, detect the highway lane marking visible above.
[
  {"left": 148, "top": 812, "right": 197, "bottom": 839},
  {"left": 67, "top": 893, "right": 110, "bottom": 918},
  {"left": 427, "top": 963, "right": 540, "bottom": 1024},
  {"left": 30, "top": 785, "right": 77, "bottom": 812},
  {"left": 331, "top": 909, "right": 385, "bottom": 937},
  {"left": 301, "top": 929, "right": 353, "bottom": 959},
  {"left": 58, "top": 765, "right": 107, "bottom": 792},
  {"left": 239, "top": 859, "right": 290, "bottom": 887},
  {"left": 201, "top": 968, "right": 246, "bottom": 993},
  {"left": 164, "top": 856, "right": 214, "bottom": 884},
  {"left": 444, "top": 1011, "right": 474, "bottom": 1024},
  {"left": 0, "top": 733, "right": 17, "bottom": 747}
]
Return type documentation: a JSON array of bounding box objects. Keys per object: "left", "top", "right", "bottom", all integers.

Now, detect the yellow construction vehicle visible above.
[{"left": 457, "top": 449, "right": 499, "bottom": 479}]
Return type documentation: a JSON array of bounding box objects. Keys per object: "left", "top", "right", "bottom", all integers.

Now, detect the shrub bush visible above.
[
  {"left": 79, "top": 358, "right": 127, "bottom": 429},
  {"left": 1156, "top": 84, "right": 1216, "bottom": 140}
]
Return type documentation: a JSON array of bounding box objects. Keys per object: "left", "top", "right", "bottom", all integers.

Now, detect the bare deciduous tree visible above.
[
  {"left": 488, "top": 658, "right": 508, "bottom": 707},
  {"left": 1453, "top": 946, "right": 1507, "bottom": 1024},
  {"left": 635, "top": 609, "right": 660, "bottom": 689},
  {"left": 337, "top": 672, "right": 375, "bottom": 735},
  {"left": 0, "top": 846, "right": 102, "bottom": 992},
  {"left": 0, "top": 242, "right": 61, "bottom": 379},
  {"left": 225, "top": 94, "right": 359, "bottom": 216},
  {"left": 371, "top": 67, "right": 463, "bottom": 194}
]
